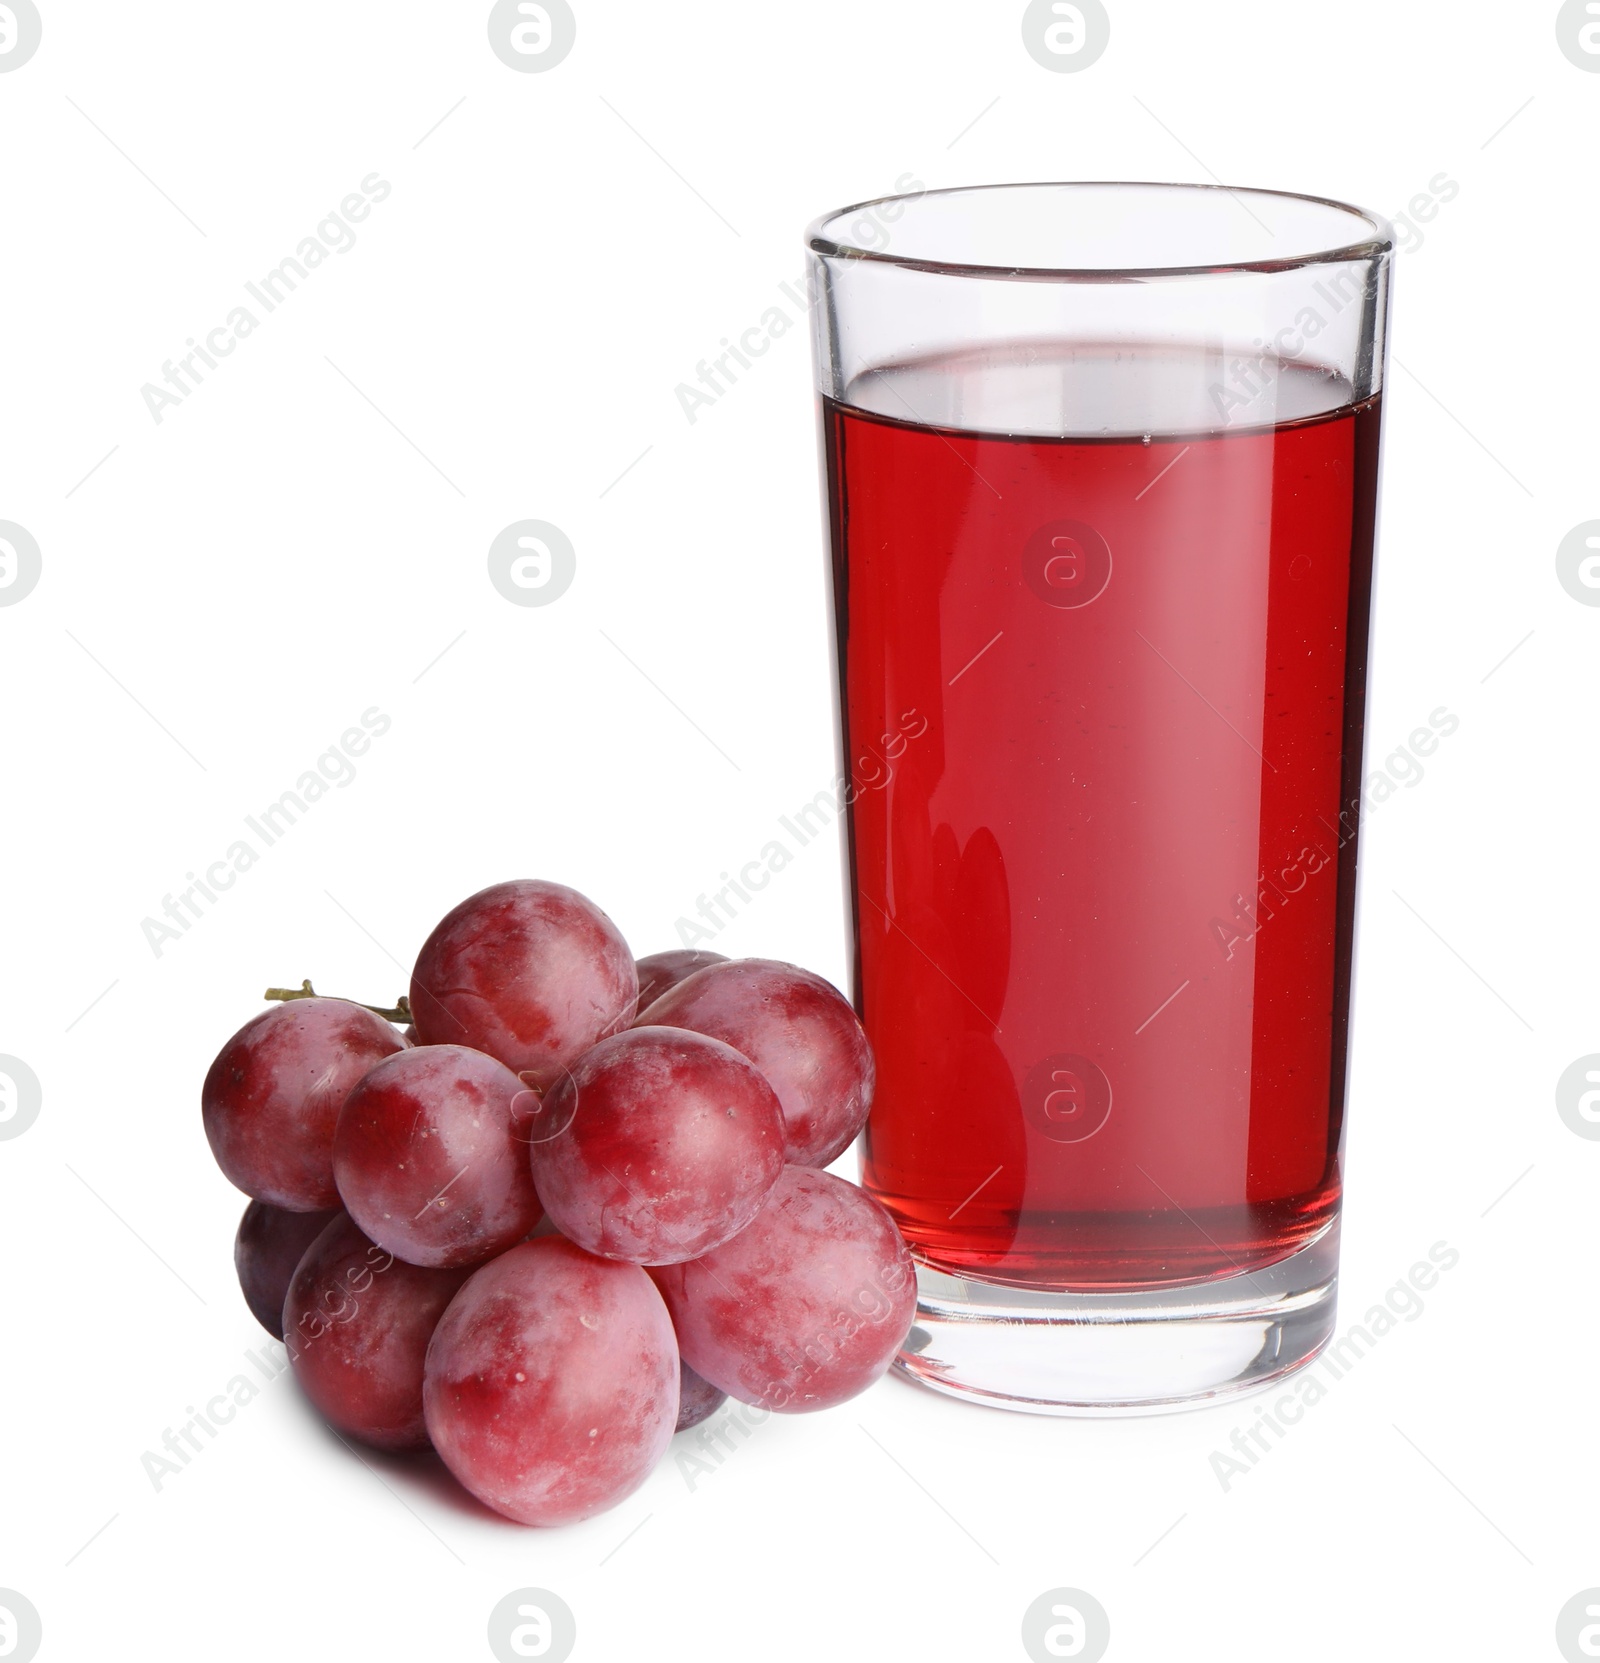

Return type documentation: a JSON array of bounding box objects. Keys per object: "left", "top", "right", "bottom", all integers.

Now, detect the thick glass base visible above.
[{"left": 894, "top": 1222, "right": 1339, "bottom": 1416}]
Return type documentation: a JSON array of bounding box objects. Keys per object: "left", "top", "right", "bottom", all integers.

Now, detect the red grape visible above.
[
  {"left": 202, "top": 999, "right": 405, "bottom": 1210},
  {"left": 283, "top": 1213, "right": 468, "bottom": 1451},
  {"left": 529, "top": 1027, "right": 784, "bottom": 1265},
  {"left": 674, "top": 1360, "right": 726, "bottom": 1432},
  {"left": 423, "top": 1237, "right": 678, "bottom": 1525},
  {"left": 409, "top": 880, "right": 637, "bottom": 1090},
  {"left": 634, "top": 949, "right": 727, "bottom": 1012},
  {"left": 650, "top": 1167, "right": 915, "bottom": 1413},
  {"left": 637, "top": 959, "right": 874, "bottom": 1167},
  {"left": 234, "top": 1199, "right": 338, "bottom": 1339},
  {"left": 333, "top": 1045, "right": 542, "bottom": 1269}
]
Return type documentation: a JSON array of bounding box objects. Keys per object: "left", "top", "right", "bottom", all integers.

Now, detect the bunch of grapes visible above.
[{"left": 203, "top": 880, "right": 916, "bottom": 1527}]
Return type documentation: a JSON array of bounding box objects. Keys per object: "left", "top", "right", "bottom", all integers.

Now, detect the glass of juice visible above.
[{"left": 808, "top": 182, "right": 1394, "bottom": 1413}]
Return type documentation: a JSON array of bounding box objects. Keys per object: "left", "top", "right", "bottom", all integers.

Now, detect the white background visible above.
[{"left": 1, "top": 2, "right": 1596, "bottom": 1659}]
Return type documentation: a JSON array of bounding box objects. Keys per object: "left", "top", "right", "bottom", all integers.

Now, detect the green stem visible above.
[{"left": 263, "top": 980, "right": 412, "bottom": 1025}]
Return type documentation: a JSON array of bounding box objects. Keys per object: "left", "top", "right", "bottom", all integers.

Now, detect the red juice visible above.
[{"left": 824, "top": 342, "right": 1381, "bottom": 1291}]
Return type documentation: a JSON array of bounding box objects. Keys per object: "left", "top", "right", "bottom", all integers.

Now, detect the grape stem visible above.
[{"left": 263, "top": 979, "right": 412, "bottom": 1025}]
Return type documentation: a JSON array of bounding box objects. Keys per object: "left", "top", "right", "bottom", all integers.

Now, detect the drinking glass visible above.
[{"left": 809, "top": 181, "right": 1393, "bottom": 1413}]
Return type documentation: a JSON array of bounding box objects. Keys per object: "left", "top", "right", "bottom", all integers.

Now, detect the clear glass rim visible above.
[{"left": 806, "top": 180, "right": 1396, "bottom": 282}]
